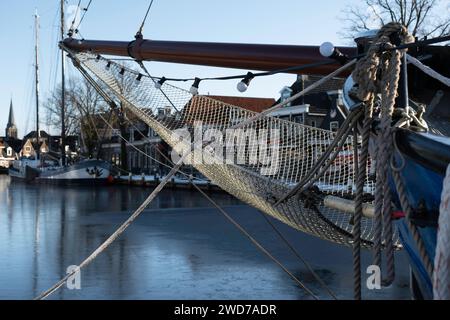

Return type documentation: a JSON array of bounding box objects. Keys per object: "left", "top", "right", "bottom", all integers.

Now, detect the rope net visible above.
[{"left": 71, "top": 51, "right": 391, "bottom": 248}]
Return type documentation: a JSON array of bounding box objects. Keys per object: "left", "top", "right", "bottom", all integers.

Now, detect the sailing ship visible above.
[
  {"left": 44, "top": 5, "right": 449, "bottom": 300},
  {"left": 9, "top": 7, "right": 111, "bottom": 185}
]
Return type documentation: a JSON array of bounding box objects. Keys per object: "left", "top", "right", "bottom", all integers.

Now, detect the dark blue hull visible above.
[{"left": 392, "top": 129, "right": 449, "bottom": 299}]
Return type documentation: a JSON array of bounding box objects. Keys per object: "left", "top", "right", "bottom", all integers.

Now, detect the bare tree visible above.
[
  {"left": 44, "top": 78, "right": 81, "bottom": 137},
  {"left": 44, "top": 76, "right": 108, "bottom": 156},
  {"left": 341, "top": 0, "right": 450, "bottom": 40}
]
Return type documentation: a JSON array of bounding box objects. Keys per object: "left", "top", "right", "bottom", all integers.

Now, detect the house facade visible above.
[{"left": 270, "top": 75, "right": 347, "bottom": 131}]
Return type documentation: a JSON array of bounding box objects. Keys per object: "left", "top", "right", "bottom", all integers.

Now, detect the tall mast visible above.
[
  {"left": 60, "top": 0, "right": 66, "bottom": 166},
  {"left": 34, "top": 10, "right": 40, "bottom": 155}
]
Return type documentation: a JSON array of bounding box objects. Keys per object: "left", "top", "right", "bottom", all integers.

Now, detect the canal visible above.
[{"left": 0, "top": 175, "right": 411, "bottom": 300}]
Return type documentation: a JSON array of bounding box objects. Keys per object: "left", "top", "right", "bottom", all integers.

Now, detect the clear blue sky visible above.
[{"left": 0, "top": 0, "right": 361, "bottom": 137}]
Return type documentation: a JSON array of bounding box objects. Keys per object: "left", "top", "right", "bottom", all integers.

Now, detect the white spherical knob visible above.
[
  {"left": 190, "top": 86, "right": 199, "bottom": 96},
  {"left": 320, "top": 42, "right": 335, "bottom": 57},
  {"left": 237, "top": 81, "right": 248, "bottom": 93}
]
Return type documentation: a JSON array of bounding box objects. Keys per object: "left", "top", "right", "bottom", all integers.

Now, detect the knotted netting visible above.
[{"left": 71, "top": 51, "right": 384, "bottom": 248}]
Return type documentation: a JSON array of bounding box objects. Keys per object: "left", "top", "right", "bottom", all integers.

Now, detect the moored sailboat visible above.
[{"left": 10, "top": 6, "right": 111, "bottom": 185}]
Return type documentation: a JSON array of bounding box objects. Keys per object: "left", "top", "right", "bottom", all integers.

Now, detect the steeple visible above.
[
  {"left": 7, "top": 99, "right": 15, "bottom": 126},
  {"left": 6, "top": 99, "right": 18, "bottom": 139}
]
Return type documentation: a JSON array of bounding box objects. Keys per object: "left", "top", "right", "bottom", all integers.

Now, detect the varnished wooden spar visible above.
[{"left": 62, "top": 37, "right": 357, "bottom": 75}]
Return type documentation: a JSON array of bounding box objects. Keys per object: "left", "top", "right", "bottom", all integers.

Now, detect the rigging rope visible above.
[
  {"left": 256, "top": 210, "right": 338, "bottom": 299},
  {"left": 190, "top": 183, "right": 320, "bottom": 300},
  {"left": 68, "top": 0, "right": 82, "bottom": 37},
  {"left": 136, "top": 0, "right": 155, "bottom": 37},
  {"left": 406, "top": 54, "right": 450, "bottom": 87},
  {"left": 74, "top": 0, "right": 92, "bottom": 32},
  {"left": 68, "top": 0, "right": 93, "bottom": 37}
]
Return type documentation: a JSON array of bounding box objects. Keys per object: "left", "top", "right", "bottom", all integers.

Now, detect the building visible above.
[
  {"left": 18, "top": 130, "right": 78, "bottom": 160},
  {"left": 0, "top": 100, "right": 22, "bottom": 170},
  {"left": 269, "top": 75, "right": 347, "bottom": 131},
  {"left": 94, "top": 77, "right": 346, "bottom": 176},
  {"left": 96, "top": 96, "right": 276, "bottom": 175},
  {"left": 5, "top": 99, "right": 18, "bottom": 139}
]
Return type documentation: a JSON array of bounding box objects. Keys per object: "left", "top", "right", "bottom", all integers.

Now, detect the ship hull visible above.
[{"left": 9, "top": 159, "right": 112, "bottom": 185}]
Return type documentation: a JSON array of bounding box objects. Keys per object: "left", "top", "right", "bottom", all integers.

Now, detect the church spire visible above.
[
  {"left": 6, "top": 99, "right": 18, "bottom": 139},
  {"left": 7, "top": 99, "right": 16, "bottom": 127}
]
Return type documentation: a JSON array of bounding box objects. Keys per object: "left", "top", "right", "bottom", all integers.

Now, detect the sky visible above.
[{"left": 0, "top": 0, "right": 363, "bottom": 137}]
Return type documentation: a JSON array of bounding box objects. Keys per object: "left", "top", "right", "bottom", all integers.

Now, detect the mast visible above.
[
  {"left": 34, "top": 10, "right": 40, "bottom": 157},
  {"left": 60, "top": 0, "right": 66, "bottom": 166}
]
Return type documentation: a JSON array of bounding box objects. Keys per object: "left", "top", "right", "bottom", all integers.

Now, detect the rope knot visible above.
[{"left": 351, "top": 22, "right": 414, "bottom": 103}]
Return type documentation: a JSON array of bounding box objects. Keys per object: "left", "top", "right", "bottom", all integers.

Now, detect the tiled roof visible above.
[{"left": 206, "top": 95, "right": 276, "bottom": 113}]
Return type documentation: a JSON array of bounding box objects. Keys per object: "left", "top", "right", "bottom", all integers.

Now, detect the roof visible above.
[
  {"left": 23, "top": 130, "right": 50, "bottom": 140},
  {"left": 295, "top": 75, "right": 345, "bottom": 95},
  {"left": 206, "top": 95, "right": 276, "bottom": 113}
]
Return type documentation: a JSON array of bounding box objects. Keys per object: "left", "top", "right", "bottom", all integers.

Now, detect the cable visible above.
[
  {"left": 257, "top": 210, "right": 338, "bottom": 299},
  {"left": 71, "top": 0, "right": 93, "bottom": 36},
  {"left": 190, "top": 183, "right": 319, "bottom": 300},
  {"left": 68, "top": 0, "right": 82, "bottom": 36},
  {"left": 136, "top": 0, "right": 155, "bottom": 37}
]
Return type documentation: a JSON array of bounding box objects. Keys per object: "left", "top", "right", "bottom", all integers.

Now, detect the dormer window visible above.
[{"left": 279, "top": 87, "right": 293, "bottom": 107}]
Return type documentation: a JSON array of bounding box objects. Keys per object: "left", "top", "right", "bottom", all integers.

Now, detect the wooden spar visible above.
[{"left": 62, "top": 37, "right": 357, "bottom": 75}]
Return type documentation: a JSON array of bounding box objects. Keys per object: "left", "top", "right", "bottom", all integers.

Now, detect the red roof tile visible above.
[{"left": 206, "top": 95, "right": 275, "bottom": 113}]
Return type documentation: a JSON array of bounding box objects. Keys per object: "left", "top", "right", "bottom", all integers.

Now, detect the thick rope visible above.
[
  {"left": 434, "top": 164, "right": 450, "bottom": 299},
  {"left": 353, "top": 101, "right": 373, "bottom": 300},
  {"left": 351, "top": 22, "right": 415, "bottom": 293},
  {"left": 392, "top": 168, "right": 434, "bottom": 277}
]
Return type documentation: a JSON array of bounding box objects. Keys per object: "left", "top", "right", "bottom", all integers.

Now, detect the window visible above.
[
  {"left": 25, "top": 146, "right": 31, "bottom": 153},
  {"left": 7, "top": 147, "right": 12, "bottom": 157},
  {"left": 129, "top": 128, "right": 135, "bottom": 143},
  {"left": 310, "top": 120, "right": 317, "bottom": 128},
  {"left": 295, "top": 114, "right": 304, "bottom": 124},
  {"left": 280, "top": 87, "right": 292, "bottom": 107},
  {"left": 330, "top": 121, "right": 339, "bottom": 132}
]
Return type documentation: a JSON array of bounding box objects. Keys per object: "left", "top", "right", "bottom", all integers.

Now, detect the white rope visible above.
[
  {"left": 407, "top": 54, "right": 450, "bottom": 87},
  {"left": 433, "top": 164, "right": 450, "bottom": 299}
]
